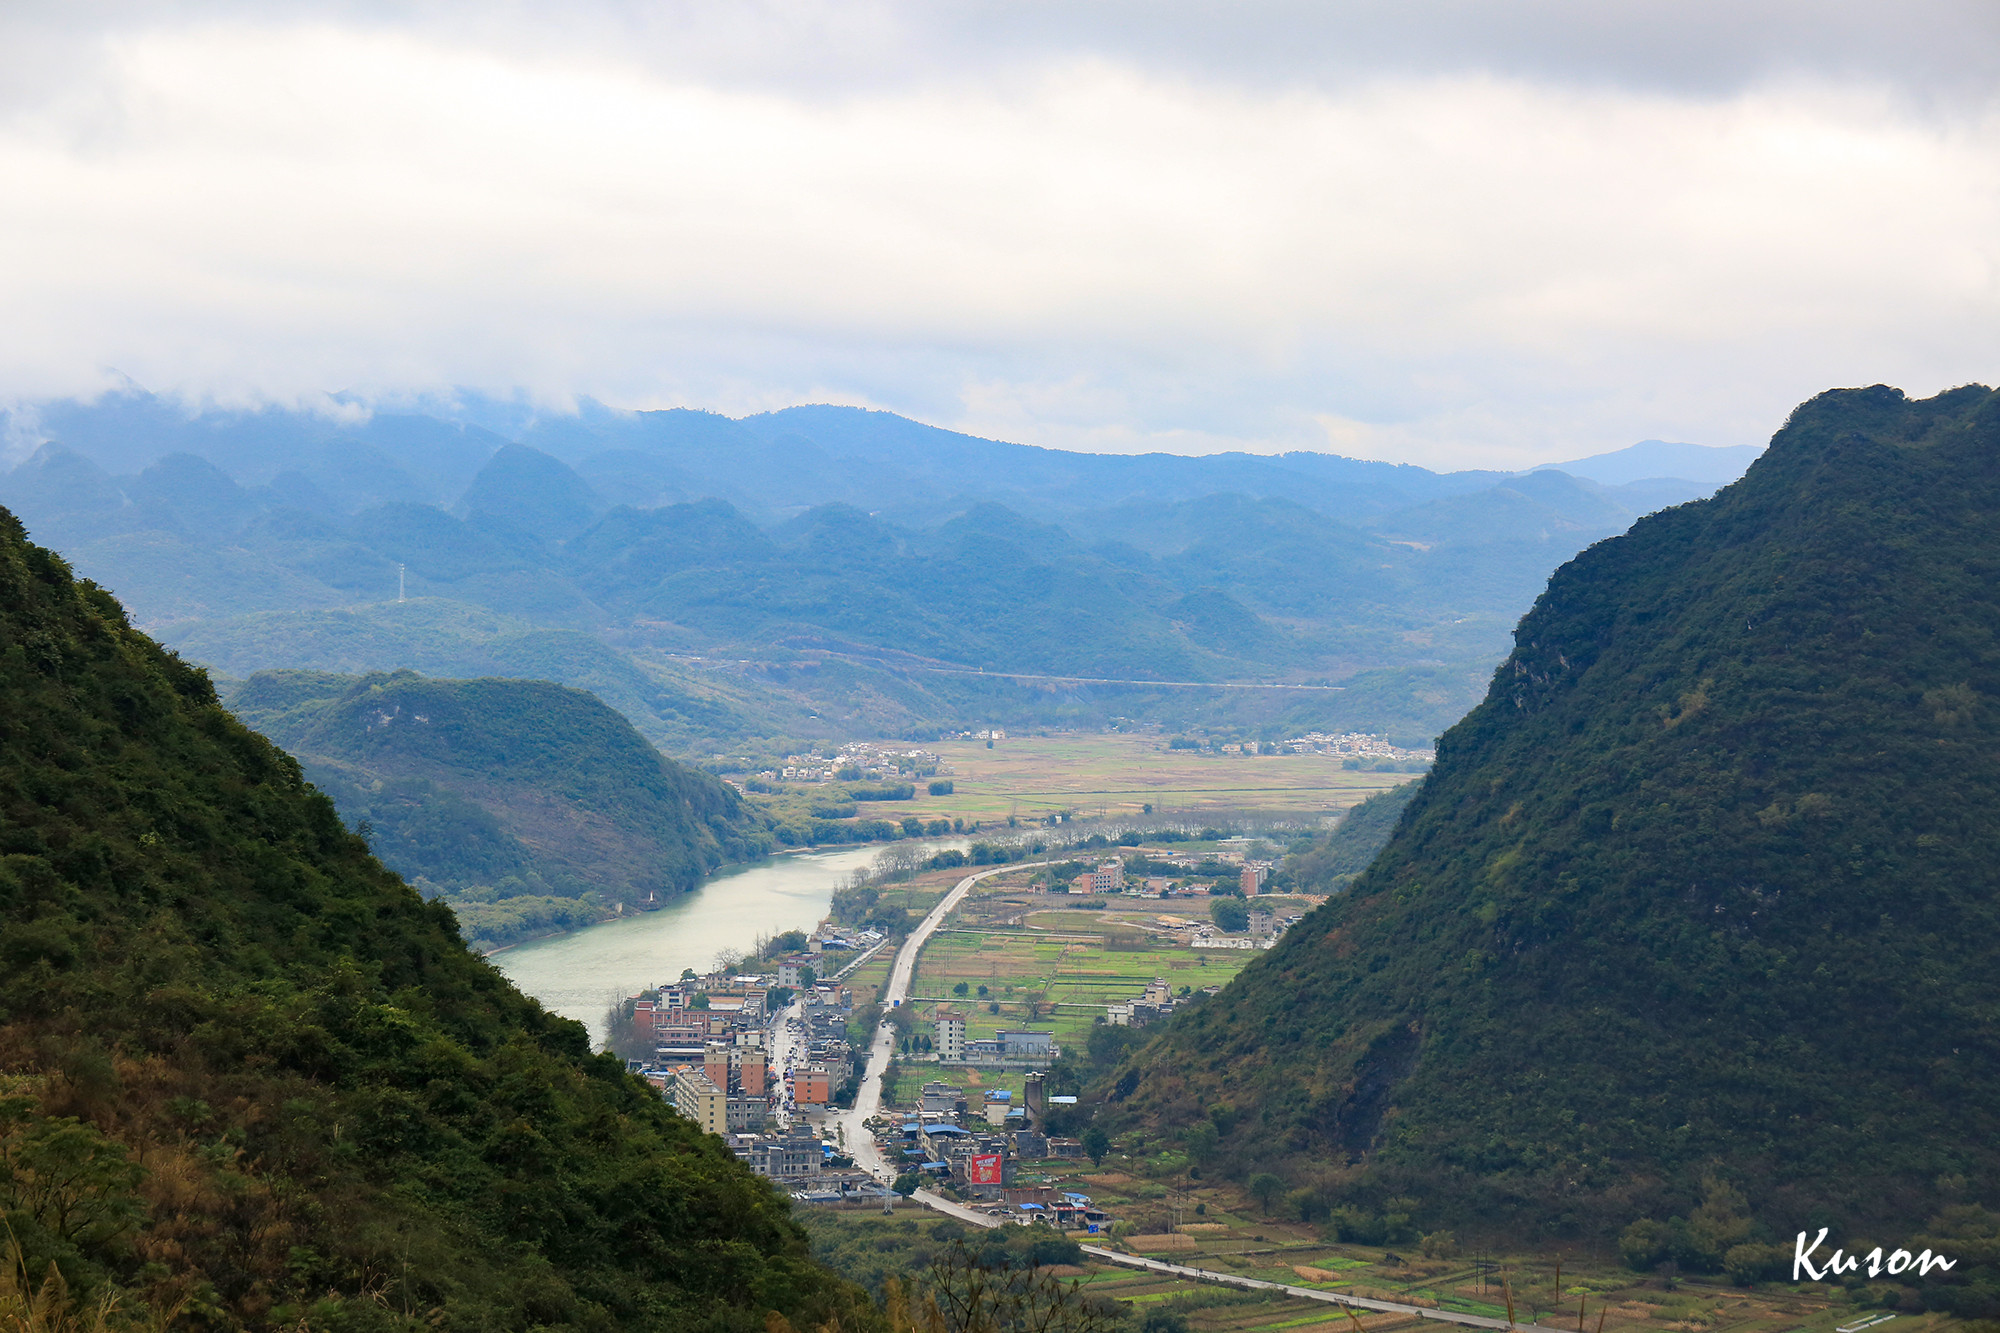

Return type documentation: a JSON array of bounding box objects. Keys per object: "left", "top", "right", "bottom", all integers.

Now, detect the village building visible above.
[{"left": 933, "top": 1008, "right": 966, "bottom": 1063}]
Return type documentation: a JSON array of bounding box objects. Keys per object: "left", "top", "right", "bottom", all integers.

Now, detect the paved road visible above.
[
  {"left": 902, "top": 1190, "right": 1564, "bottom": 1333},
  {"left": 831, "top": 862, "right": 1048, "bottom": 1177}
]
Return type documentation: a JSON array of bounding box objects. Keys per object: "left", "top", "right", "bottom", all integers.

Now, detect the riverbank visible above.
[{"left": 491, "top": 838, "right": 967, "bottom": 1045}]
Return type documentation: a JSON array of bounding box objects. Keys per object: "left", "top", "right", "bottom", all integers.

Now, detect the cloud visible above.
[{"left": 0, "top": 9, "right": 1995, "bottom": 468}]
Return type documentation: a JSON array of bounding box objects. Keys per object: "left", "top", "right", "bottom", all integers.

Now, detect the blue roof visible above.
[
  {"left": 1017, "top": 1203, "right": 1046, "bottom": 1210},
  {"left": 925, "top": 1124, "right": 970, "bottom": 1136},
  {"left": 1062, "top": 1192, "right": 1091, "bottom": 1202}
]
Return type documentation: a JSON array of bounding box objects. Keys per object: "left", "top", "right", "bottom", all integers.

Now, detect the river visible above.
[{"left": 490, "top": 840, "right": 963, "bottom": 1047}]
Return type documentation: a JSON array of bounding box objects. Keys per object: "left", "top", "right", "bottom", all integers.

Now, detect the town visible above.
[{"left": 618, "top": 834, "right": 1321, "bottom": 1224}]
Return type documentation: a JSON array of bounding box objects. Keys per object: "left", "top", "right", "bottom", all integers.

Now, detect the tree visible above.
[
  {"left": 1211, "top": 897, "right": 1249, "bottom": 933},
  {"left": 893, "top": 1172, "right": 921, "bottom": 1197},
  {"left": 952, "top": 982, "right": 969, "bottom": 997},
  {"left": 904, "top": 1240, "right": 1122, "bottom": 1332},
  {"left": 800, "top": 967, "right": 817, "bottom": 989},
  {"left": 1182, "top": 1119, "right": 1219, "bottom": 1164},
  {"left": 1081, "top": 1126, "right": 1110, "bottom": 1167},
  {"left": 1248, "top": 1172, "right": 1284, "bottom": 1214}
]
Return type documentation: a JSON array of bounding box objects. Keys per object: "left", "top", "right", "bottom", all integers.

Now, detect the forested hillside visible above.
[
  {"left": 0, "top": 506, "right": 873, "bottom": 1330},
  {"left": 228, "top": 670, "right": 770, "bottom": 950},
  {"left": 0, "top": 391, "right": 1741, "bottom": 749},
  {"left": 1103, "top": 386, "right": 2000, "bottom": 1275}
]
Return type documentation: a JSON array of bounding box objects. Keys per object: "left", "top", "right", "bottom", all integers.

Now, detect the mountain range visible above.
[
  {"left": 1, "top": 390, "right": 1756, "bottom": 750},
  {"left": 1104, "top": 385, "right": 2000, "bottom": 1274}
]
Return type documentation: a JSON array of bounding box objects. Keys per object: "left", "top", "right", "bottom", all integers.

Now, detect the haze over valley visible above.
[{"left": 1, "top": 390, "right": 1754, "bottom": 752}]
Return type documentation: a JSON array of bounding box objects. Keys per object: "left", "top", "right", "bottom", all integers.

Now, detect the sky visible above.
[{"left": 2, "top": 1, "right": 1997, "bottom": 470}]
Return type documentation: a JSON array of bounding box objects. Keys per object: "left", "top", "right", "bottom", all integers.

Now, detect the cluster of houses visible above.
[
  {"left": 883, "top": 1078, "right": 1110, "bottom": 1227},
  {"left": 760, "top": 740, "right": 945, "bottom": 785},
  {"left": 1282, "top": 730, "right": 1436, "bottom": 762},
  {"left": 1063, "top": 850, "right": 1277, "bottom": 901},
  {"left": 1107, "top": 976, "right": 1196, "bottom": 1028},
  {"left": 626, "top": 929, "right": 884, "bottom": 1147}
]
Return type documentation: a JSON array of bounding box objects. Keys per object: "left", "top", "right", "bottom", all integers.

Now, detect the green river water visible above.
[{"left": 490, "top": 841, "right": 962, "bottom": 1046}]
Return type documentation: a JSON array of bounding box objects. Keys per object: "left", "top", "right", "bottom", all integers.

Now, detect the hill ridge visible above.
[{"left": 1103, "top": 383, "right": 2000, "bottom": 1246}]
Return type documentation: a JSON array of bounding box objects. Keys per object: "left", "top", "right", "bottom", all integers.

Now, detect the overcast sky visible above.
[{"left": 2, "top": 2, "right": 1997, "bottom": 469}]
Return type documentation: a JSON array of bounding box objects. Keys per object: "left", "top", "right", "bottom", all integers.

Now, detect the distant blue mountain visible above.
[
  {"left": 0, "top": 388, "right": 1752, "bottom": 747},
  {"left": 1541, "top": 438, "right": 1762, "bottom": 487}
]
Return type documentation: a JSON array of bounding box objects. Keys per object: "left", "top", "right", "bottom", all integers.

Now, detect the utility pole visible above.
[{"left": 398, "top": 563, "right": 406, "bottom": 602}]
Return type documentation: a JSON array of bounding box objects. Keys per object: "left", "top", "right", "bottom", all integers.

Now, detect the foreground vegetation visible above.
[{"left": 0, "top": 508, "right": 871, "bottom": 1330}]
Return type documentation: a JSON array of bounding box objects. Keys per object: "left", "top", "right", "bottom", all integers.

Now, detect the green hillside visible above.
[
  {"left": 227, "top": 670, "right": 772, "bottom": 951},
  {"left": 0, "top": 507, "right": 871, "bottom": 1329},
  {"left": 1104, "top": 386, "right": 2000, "bottom": 1259},
  {"left": 1280, "top": 781, "right": 1421, "bottom": 894}
]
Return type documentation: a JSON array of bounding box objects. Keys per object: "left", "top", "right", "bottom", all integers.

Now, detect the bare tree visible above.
[{"left": 885, "top": 1240, "right": 1124, "bottom": 1333}]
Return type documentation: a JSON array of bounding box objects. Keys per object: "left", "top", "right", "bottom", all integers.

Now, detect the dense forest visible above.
[
  {"left": 226, "top": 670, "right": 770, "bottom": 951},
  {"left": 1099, "top": 385, "right": 2000, "bottom": 1311},
  {"left": 1279, "top": 782, "right": 1421, "bottom": 895},
  {"left": 0, "top": 507, "right": 873, "bottom": 1330}
]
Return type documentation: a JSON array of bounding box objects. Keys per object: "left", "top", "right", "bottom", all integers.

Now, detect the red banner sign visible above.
[{"left": 969, "top": 1154, "right": 1002, "bottom": 1185}]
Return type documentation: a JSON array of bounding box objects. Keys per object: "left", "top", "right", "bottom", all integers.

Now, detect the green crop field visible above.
[
  {"left": 836, "top": 733, "right": 1416, "bottom": 827},
  {"left": 904, "top": 926, "right": 1255, "bottom": 1048}
]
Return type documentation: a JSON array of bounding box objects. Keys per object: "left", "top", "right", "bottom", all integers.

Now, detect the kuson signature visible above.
[{"left": 1794, "top": 1229, "right": 1958, "bottom": 1282}]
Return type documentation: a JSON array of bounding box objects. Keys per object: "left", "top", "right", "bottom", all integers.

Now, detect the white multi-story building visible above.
[{"left": 934, "top": 1008, "right": 966, "bottom": 1063}]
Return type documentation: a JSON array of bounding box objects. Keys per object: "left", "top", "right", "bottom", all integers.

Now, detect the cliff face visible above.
[
  {"left": 0, "top": 507, "right": 867, "bottom": 1329},
  {"left": 1109, "top": 385, "right": 2000, "bottom": 1238}
]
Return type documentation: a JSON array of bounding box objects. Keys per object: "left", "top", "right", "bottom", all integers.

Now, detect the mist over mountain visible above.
[
  {"left": 1102, "top": 384, "right": 2000, "bottom": 1251},
  {"left": 1, "top": 390, "right": 1755, "bottom": 750}
]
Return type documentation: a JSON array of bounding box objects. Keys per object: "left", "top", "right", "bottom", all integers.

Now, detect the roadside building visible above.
[
  {"left": 934, "top": 1008, "right": 966, "bottom": 1063},
  {"left": 919, "top": 1081, "right": 965, "bottom": 1116},
  {"left": 996, "top": 1030, "right": 1053, "bottom": 1060},
  {"left": 795, "top": 1064, "right": 833, "bottom": 1106},
  {"left": 703, "top": 1041, "right": 732, "bottom": 1094},
  {"left": 673, "top": 1066, "right": 727, "bottom": 1135}
]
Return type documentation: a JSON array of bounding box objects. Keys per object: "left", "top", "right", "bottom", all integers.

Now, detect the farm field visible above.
[
  {"left": 886, "top": 866, "right": 1262, "bottom": 1087},
  {"left": 908, "top": 927, "right": 1251, "bottom": 1047},
  {"left": 800, "top": 1205, "right": 1888, "bottom": 1333},
  {"left": 845, "top": 733, "right": 1418, "bottom": 827}
]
